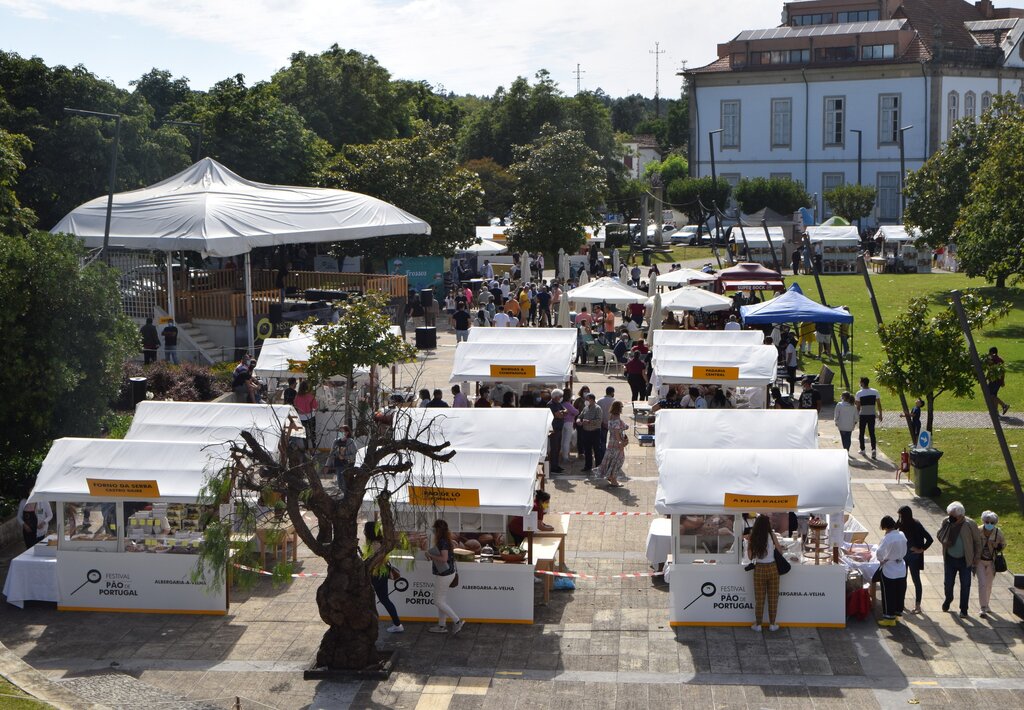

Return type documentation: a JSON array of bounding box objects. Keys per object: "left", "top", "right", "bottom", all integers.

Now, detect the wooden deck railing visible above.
[{"left": 156, "top": 268, "right": 408, "bottom": 299}]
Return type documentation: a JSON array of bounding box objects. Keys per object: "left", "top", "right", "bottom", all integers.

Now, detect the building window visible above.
[
  {"left": 792, "top": 13, "right": 833, "bottom": 26},
  {"left": 771, "top": 99, "right": 792, "bottom": 148},
  {"left": 824, "top": 97, "right": 845, "bottom": 147},
  {"left": 879, "top": 94, "right": 900, "bottom": 144},
  {"left": 947, "top": 92, "right": 959, "bottom": 139},
  {"left": 861, "top": 45, "right": 895, "bottom": 60},
  {"left": 815, "top": 46, "right": 857, "bottom": 63},
  {"left": 721, "top": 174, "right": 742, "bottom": 212},
  {"left": 822, "top": 173, "right": 845, "bottom": 218},
  {"left": 877, "top": 173, "right": 900, "bottom": 221},
  {"left": 770, "top": 172, "right": 792, "bottom": 180},
  {"left": 965, "top": 91, "right": 977, "bottom": 121},
  {"left": 838, "top": 10, "right": 880, "bottom": 22},
  {"left": 982, "top": 91, "right": 993, "bottom": 113},
  {"left": 750, "top": 49, "right": 810, "bottom": 66},
  {"left": 721, "top": 101, "right": 740, "bottom": 149},
  {"left": 1018, "top": 87, "right": 1024, "bottom": 106}
]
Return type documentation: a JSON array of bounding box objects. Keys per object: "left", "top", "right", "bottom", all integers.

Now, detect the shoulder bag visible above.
[
  {"left": 994, "top": 528, "right": 1008, "bottom": 573},
  {"left": 773, "top": 548, "right": 792, "bottom": 576}
]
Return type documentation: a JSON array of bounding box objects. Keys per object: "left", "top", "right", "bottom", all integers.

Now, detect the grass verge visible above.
[{"left": 0, "top": 677, "right": 52, "bottom": 709}]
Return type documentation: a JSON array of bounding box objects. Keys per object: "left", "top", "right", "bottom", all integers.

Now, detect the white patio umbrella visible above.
[
  {"left": 612, "top": 248, "right": 620, "bottom": 277},
  {"left": 578, "top": 268, "right": 589, "bottom": 286},
  {"left": 565, "top": 277, "right": 648, "bottom": 305},
  {"left": 557, "top": 248, "right": 567, "bottom": 280},
  {"left": 651, "top": 290, "right": 663, "bottom": 328},
  {"left": 649, "top": 271, "right": 658, "bottom": 296},
  {"left": 648, "top": 286, "right": 733, "bottom": 312},
  {"left": 657, "top": 268, "right": 717, "bottom": 286},
  {"left": 558, "top": 288, "right": 572, "bottom": 328}
]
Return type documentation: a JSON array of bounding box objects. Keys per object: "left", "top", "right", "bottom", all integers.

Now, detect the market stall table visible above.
[
  {"left": 3, "top": 547, "right": 59, "bottom": 608},
  {"left": 645, "top": 517, "right": 672, "bottom": 569}
]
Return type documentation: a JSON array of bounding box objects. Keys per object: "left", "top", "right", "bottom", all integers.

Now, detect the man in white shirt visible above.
[
  {"left": 724, "top": 315, "right": 741, "bottom": 331},
  {"left": 489, "top": 382, "right": 513, "bottom": 406},
  {"left": 784, "top": 336, "right": 798, "bottom": 394},
  {"left": 493, "top": 311, "right": 510, "bottom": 328},
  {"left": 875, "top": 515, "right": 908, "bottom": 625},
  {"left": 508, "top": 314, "right": 520, "bottom": 328},
  {"left": 483, "top": 260, "right": 494, "bottom": 280}
]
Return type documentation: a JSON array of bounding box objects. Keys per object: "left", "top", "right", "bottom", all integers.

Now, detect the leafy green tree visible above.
[
  {"left": 272, "top": 45, "right": 412, "bottom": 148},
  {"left": 130, "top": 68, "right": 193, "bottom": 122},
  {"left": 823, "top": 184, "right": 876, "bottom": 222},
  {"left": 733, "top": 176, "right": 811, "bottom": 216},
  {"left": 394, "top": 80, "right": 465, "bottom": 131},
  {"left": 463, "top": 157, "right": 516, "bottom": 224},
  {"left": 666, "top": 176, "right": 732, "bottom": 225},
  {"left": 611, "top": 94, "right": 649, "bottom": 133},
  {"left": 664, "top": 97, "right": 689, "bottom": 149},
  {"left": 324, "top": 124, "right": 482, "bottom": 262},
  {"left": 172, "top": 75, "right": 329, "bottom": 186},
  {"left": 0, "top": 129, "right": 36, "bottom": 233},
  {"left": 644, "top": 154, "right": 689, "bottom": 185},
  {"left": 876, "top": 293, "right": 1008, "bottom": 437},
  {"left": 506, "top": 125, "right": 607, "bottom": 255}
]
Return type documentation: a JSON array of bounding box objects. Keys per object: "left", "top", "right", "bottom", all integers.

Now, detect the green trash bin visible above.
[{"left": 910, "top": 447, "right": 943, "bottom": 497}]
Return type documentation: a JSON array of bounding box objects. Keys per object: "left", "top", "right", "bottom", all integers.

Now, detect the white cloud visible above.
[{"left": 0, "top": 0, "right": 781, "bottom": 95}]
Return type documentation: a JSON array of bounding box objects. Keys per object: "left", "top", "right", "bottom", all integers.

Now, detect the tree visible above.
[
  {"left": 463, "top": 157, "right": 516, "bottom": 224},
  {"left": 272, "top": 45, "right": 412, "bottom": 148},
  {"left": 0, "top": 129, "right": 36, "bottom": 233},
  {"left": 823, "top": 184, "right": 876, "bottom": 222},
  {"left": 130, "top": 68, "right": 193, "bottom": 122},
  {"left": 610, "top": 94, "right": 649, "bottom": 133},
  {"left": 664, "top": 97, "right": 689, "bottom": 150},
  {"left": 644, "top": 154, "right": 689, "bottom": 185},
  {"left": 323, "top": 124, "right": 482, "bottom": 262},
  {"left": 733, "top": 176, "right": 811, "bottom": 216},
  {"left": 876, "top": 292, "right": 1008, "bottom": 437},
  {"left": 197, "top": 293, "right": 453, "bottom": 670},
  {"left": 666, "top": 176, "right": 732, "bottom": 225},
  {"left": 506, "top": 126, "right": 607, "bottom": 255}
]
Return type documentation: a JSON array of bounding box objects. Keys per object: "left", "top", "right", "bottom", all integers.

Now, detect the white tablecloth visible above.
[
  {"left": 3, "top": 548, "right": 59, "bottom": 608},
  {"left": 646, "top": 518, "right": 673, "bottom": 566}
]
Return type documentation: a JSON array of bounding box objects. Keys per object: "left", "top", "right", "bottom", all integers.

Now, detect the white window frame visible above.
[
  {"left": 964, "top": 91, "right": 977, "bottom": 121},
  {"left": 721, "top": 100, "right": 741, "bottom": 150},
  {"left": 981, "top": 91, "right": 993, "bottom": 113},
  {"left": 877, "top": 173, "right": 900, "bottom": 221},
  {"left": 879, "top": 94, "right": 900, "bottom": 145},
  {"left": 947, "top": 91, "right": 959, "bottom": 138},
  {"left": 771, "top": 98, "right": 792, "bottom": 149},
  {"left": 824, "top": 96, "right": 845, "bottom": 147}
]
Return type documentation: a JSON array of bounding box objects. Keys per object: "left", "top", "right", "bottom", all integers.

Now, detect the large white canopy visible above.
[
  {"left": 395, "top": 409, "right": 552, "bottom": 457},
  {"left": 460, "top": 239, "right": 507, "bottom": 255},
  {"left": 654, "top": 410, "right": 818, "bottom": 462},
  {"left": 565, "top": 277, "right": 648, "bottom": 305},
  {"left": 734, "top": 226, "right": 785, "bottom": 247},
  {"left": 51, "top": 158, "right": 430, "bottom": 257},
  {"left": 30, "top": 438, "right": 230, "bottom": 504},
  {"left": 655, "top": 268, "right": 717, "bottom": 286},
  {"left": 655, "top": 449, "right": 851, "bottom": 515},
  {"left": 256, "top": 324, "right": 403, "bottom": 379},
  {"left": 807, "top": 225, "right": 860, "bottom": 245},
  {"left": 652, "top": 343, "right": 779, "bottom": 387},
  {"left": 877, "top": 225, "right": 921, "bottom": 243},
  {"left": 466, "top": 327, "right": 578, "bottom": 358},
  {"left": 450, "top": 341, "right": 574, "bottom": 384},
  {"left": 126, "top": 401, "right": 304, "bottom": 447},
  {"left": 647, "top": 286, "right": 733, "bottom": 312},
  {"left": 651, "top": 330, "right": 765, "bottom": 347}
]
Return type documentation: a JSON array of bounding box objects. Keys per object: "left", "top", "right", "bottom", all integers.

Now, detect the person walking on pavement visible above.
[
  {"left": 875, "top": 516, "right": 908, "bottom": 626},
  {"left": 424, "top": 519, "right": 465, "bottom": 635},
  {"left": 161, "top": 319, "right": 179, "bottom": 364},
  {"left": 833, "top": 391, "right": 858, "bottom": 455},
  {"left": 547, "top": 389, "right": 567, "bottom": 473},
  {"left": 896, "top": 505, "right": 933, "bottom": 615},
  {"left": 597, "top": 401, "right": 627, "bottom": 487},
  {"left": 976, "top": 510, "right": 1007, "bottom": 618},
  {"left": 363, "top": 521, "right": 404, "bottom": 633},
  {"left": 577, "top": 393, "right": 604, "bottom": 472},
  {"left": 855, "top": 377, "right": 882, "bottom": 459},
  {"left": 140, "top": 317, "right": 160, "bottom": 364},
  {"left": 936, "top": 501, "right": 983, "bottom": 618},
  {"left": 985, "top": 346, "right": 1010, "bottom": 415}
]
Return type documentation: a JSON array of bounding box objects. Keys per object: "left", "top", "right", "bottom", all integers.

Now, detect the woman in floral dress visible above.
[{"left": 598, "top": 401, "right": 627, "bottom": 487}]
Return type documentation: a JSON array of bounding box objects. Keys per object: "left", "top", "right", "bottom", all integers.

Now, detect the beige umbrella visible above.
[{"left": 648, "top": 271, "right": 658, "bottom": 296}]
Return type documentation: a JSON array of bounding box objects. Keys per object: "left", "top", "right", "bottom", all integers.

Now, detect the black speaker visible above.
[
  {"left": 420, "top": 288, "right": 434, "bottom": 308},
  {"left": 269, "top": 302, "right": 283, "bottom": 324},
  {"left": 415, "top": 327, "right": 437, "bottom": 349}
]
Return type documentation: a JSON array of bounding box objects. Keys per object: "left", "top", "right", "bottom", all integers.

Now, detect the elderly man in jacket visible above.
[{"left": 936, "top": 501, "right": 983, "bottom": 618}]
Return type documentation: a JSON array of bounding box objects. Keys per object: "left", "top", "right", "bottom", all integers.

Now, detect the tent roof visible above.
[
  {"left": 51, "top": 158, "right": 430, "bottom": 257},
  {"left": 655, "top": 268, "right": 717, "bottom": 286},
  {"left": 740, "top": 286, "right": 853, "bottom": 324},
  {"left": 877, "top": 225, "right": 921, "bottom": 242},
  {"left": 29, "top": 438, "right": 230, "bottom": 503},
  {"left": 126, "top": 401, "right": 304, "bottom": 447},
  {"left": 648, "top": 286, "right": 733, "bottom": 312},
  {"left": 652, "top": 343, "right": 779, "bottom": 386},
  {"left": 467, "top": 326, "right": 578, "bottom": 358},
  {"left": 733, "top": 226, "right": 785, "bottom": 246},
  {"left": 716, "top": 262, "right": 784, "bottom": 283},
  {"left": 652, "top": 329, "right": 765, "bottom": 347},
  {"left": 450, "top": 341, "right": 574, "bottom": 384},
  {"left": 394, "top": 408, "right": 552, "bottom": 457},
  {"left": 807, "top": 225, "right": 859, "bottom": 243},
  {"left": 654, "top": 410, "right": 818, "bottom": 461},
  {"left": 460, "top": 238, "right": 507, "bottom": 255},
  {"left": 256, "top": 324, "right": 403, "bottom": 378},
  {"left": 655, "top": 449, "right": 851, "bottom": 514},
  {"left": 565, "top": 277, "right": 649, "bottom": 305}
]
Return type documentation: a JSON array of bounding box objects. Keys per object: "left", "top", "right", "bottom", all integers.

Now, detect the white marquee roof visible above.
[
  {"left": 256, "top": 325, "right": 403, "bottom": 378},
  {"left": 654, "top": 410, "right": 818, "bottom": 462},
  {"left": 651, "top": 330, "right": 765, "bottom": 347},
  {"left": 652, "top": 343, "right": 779, "bottom": 386},
  {"left": 655, "top": 268, "right": 717, "bottom": 286},
  {"left": 450, "top": 341, "right": 574, "bottom": 384},
  {"left": 566, "top": 277, "right": 649, "bottom": 305},
  {"left": 51, "top": 158, "right": 430, "bottom": 257},
  {"left": 647, "top": 286, "right": 733, "bottom": 312},
  {"left": 806, "top": 225, "right": 860, "bottom": 244},
  {"left": 126, "top": 401, "right": 304, "bottom": 447}
]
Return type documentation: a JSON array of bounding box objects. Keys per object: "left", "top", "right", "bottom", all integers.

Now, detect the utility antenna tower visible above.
[
  {"left": 573, "top": 63, "right": 586, "bottom": 94},
  {"left": 650, "top": 42, "right": 666, "bottom": 116}
]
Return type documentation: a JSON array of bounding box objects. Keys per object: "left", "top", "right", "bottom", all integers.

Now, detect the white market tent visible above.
[
  {"left": 652, "top": 343, "right": 778, "bottom": 387},
  {"left": 466, "top": 327, "right": 578, "bottom": 359},
  {"left": 125, "top": 401, "right": 304, "bottom": 447},
  {"left": 806, "top": 225, "right": 860, "bottom": 245},
  {"left": 647, "top": 286, "right": 733, "bottom": 313},
  {"left": 565, "top": 277, "right": 648, "bottom": 305},
  {"left": 255, "top": 324, "right": 403, "bottom": 379},
  {"left": 655, "top": 449, "right": 851, "bottom": 515},
  {"left": 654, "top": 410, "right": 818, "bottom": 461},
  {"left": 450, "top": 342, "right": 574, "bottom": 385},
  {"left": 655, "top": 268, "right": 717, "bottom": 287},
  {"left": 651, "top": 330, "right": 765, "bottom": 347},
  {"left": 394, "top": 409, "right": 552, "bottom": 459},
  {"left": 876, "top": 225, "right": 921, "bottom": 243},
  {"left": 733, "top": 226, "right": 785, "bottom": 247},
  {"left": 460, "top": 239, "right": 507, "bottom": 256},
  {"left": 52, "top": 158, "right": 430, "bottom": 353},
  {"left": 29, "top": 438, "right": 231, "bottom": 504},
  {"left": 475, "top": 226, "right": 509, "bottom": 242}
]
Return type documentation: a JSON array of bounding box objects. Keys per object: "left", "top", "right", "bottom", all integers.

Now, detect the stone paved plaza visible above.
[{"left": 1, "top": 325, "right": 1023, "bottom": 709}]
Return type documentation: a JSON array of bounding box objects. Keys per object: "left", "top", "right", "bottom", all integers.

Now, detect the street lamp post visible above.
[
  {"left": 162, "top": 120, "right": 203, "bottom": 162},
  {"left": 850, "top": 128, "right": 863, "bottom": 233},
  {"left": 898, "top": 124, "right": 913, "bottom": 221},
  {"left": 64, "top": 108, "right": 122, "bottom": 259},
  {"left": 708, "top": 129, "right": 724, "bottom": 247}
]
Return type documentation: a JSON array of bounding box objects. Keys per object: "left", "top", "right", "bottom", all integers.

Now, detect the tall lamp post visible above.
[
  {"left": 162, "top": 120, "right": 203, "bottom": 162},
  {"left": 708, "top": 129, "right": 724, "bottom": 247},
  {"left": 850, "top": 129, "right": 863, "bottom": 233},
  {"left": 64, "top": 108, "right": 122, "bottom": 259},
  {"left": 898, "top": 124, "right": 913, "bottom": 222}
]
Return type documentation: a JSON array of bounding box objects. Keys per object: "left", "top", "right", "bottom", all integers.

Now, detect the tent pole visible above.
[
  {"left": 245, "top": 252, "right": 255, "bottom": 355},
  {"left": 800, "top": 235, "right": 850, "bottom": 392},
  {"left": 166, "top": 251, "right": 176, "bottom": 322}
]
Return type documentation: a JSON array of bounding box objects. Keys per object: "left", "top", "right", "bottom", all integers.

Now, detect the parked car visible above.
[{"left": 671, "top": 225, "right": 700, "bottom": 245}]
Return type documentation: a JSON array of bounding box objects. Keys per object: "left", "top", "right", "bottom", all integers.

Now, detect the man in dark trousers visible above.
[
  {"left": 161, "top": 319, "right": 179, "bottom": 364},
  {"left": 140, "top": 318, "right": 160, "bottom": 364}
]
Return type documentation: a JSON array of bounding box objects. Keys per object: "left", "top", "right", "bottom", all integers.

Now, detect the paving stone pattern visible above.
[{"left": 2, "top": 324, "right": 1023, "bottom": 709}]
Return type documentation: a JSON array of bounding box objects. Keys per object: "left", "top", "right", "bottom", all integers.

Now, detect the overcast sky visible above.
[{"left": 0, "top": 1, "right": 782, "bottom": 98}]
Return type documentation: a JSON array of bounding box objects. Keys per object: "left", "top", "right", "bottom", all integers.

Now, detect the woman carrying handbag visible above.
[
  {"left": 976, "top": 510, "right": 1007, "bottom": 618},
  {"left": 748, "top": 515, "right": 783, "bottom": 632}
]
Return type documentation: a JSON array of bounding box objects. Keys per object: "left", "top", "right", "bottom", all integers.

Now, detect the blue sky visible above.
[{"left": 0, "top": 1, "right": 780, "bottom": 97}]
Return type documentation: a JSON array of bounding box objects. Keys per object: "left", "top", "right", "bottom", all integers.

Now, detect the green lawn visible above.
[
  {"left": 878, "top": 429, "right": 1024, "bottom": 572},
  {"left": 0, "top": 677, "right": 52, "bottom": 709},
  {"left": 785, "top": 272, "right": 1024, "bottom": 412}
]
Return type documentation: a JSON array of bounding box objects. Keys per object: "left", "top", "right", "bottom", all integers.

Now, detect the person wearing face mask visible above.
[
  {"left": 875, "top": 516, "right": 908, "bottom": 627},
  {"left": 936, "top": 501, "right": 983, "bottom": 618},
  {"left": 508, "top": 490, "right": 553, "bottom": 544},
  {"left": 976, "top": 511, "right": 1007, "bottom": 618}
]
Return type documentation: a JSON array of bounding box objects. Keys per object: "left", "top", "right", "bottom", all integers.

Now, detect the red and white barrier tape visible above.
[
  {"left": 534, "top": 568, "right": 665, "bottom": 579},
  {"left": 233, "top": 563, "right": 325, "bottom": 578},
  {"left": 552, "top": 511, "right": 657, "bottom": 516}
]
